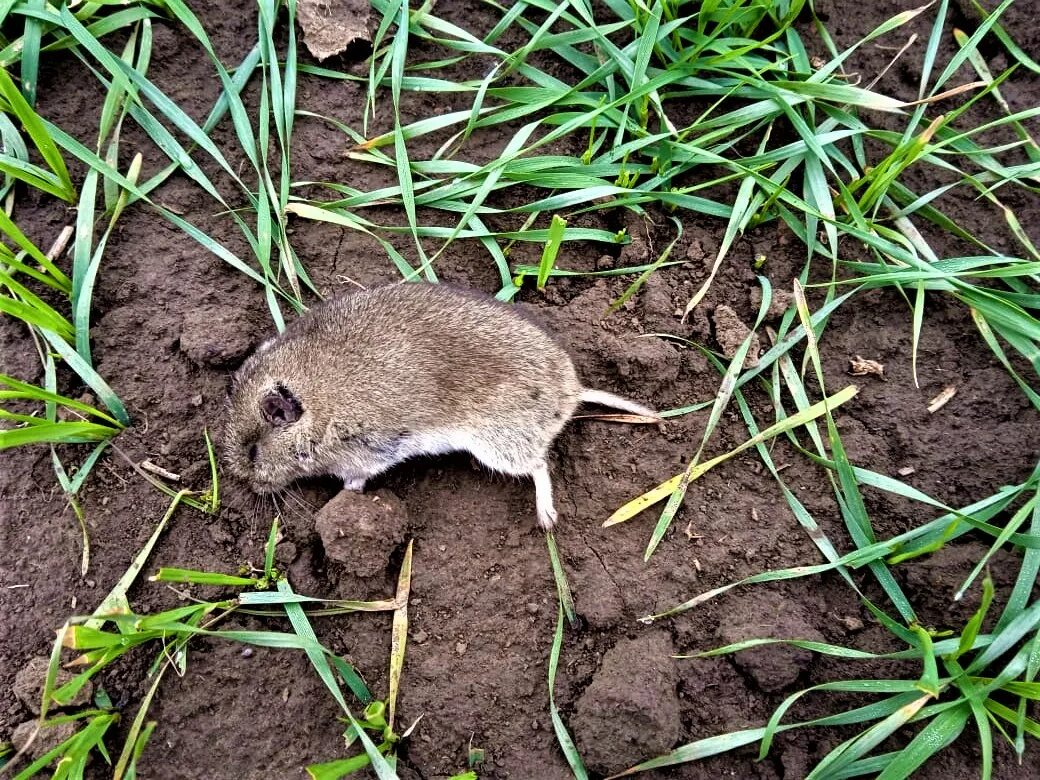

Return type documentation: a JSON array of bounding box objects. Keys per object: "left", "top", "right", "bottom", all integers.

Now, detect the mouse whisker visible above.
[
  {"left": 268, "top": 489, "right": 304, "bottom": 527},
  {"left": 246, "top": 493, "right": 260, "bottom": 537},
  {"left": 251, "top": 492, "right": 275, "bottom": 538},
  {"left": 269, "top": 492, "right": 285, "bottom": 526},
  {"left": 282, "top": 486, "right": 316, "bottom": 514}
]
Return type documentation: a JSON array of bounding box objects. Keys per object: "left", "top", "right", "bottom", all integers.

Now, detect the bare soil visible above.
[{"left": 2, "top": 2, "right": 1039, "bottom": 778}]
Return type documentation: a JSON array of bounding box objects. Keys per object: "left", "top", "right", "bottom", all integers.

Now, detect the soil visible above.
[{"left": 2, "top": 1, "right": 1040, "bottom": 779}]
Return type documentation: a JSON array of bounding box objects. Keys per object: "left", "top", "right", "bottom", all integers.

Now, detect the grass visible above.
[
  {"left": 326, "top": 0, "right": 1039, "bottom": 775},
  {"left": 6, "top": 495, "right": 410, "bottom": 780},
  {"left": 2, "top": 0, "right": 1040, "bottom": 777},
  {"left": 602, "top": 278, "right": 1040, "bottom": 777}
]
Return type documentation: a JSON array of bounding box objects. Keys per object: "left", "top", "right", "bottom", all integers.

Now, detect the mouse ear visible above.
[{"left": 260, "top": 385, "right": 302, "bottom": 426}]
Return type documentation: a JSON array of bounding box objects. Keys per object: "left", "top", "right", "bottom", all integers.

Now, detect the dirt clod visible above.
[
  {"left": 297, "top": 0, "right": 370, "bottom": 61},
  {"left": 751, "top": 285, "right": 794, "bottom": 320},
  {"left": 572, "top": 632, "right": 680, "bottom": 776},
  {"left": 13, "top": 657, "right": 92, "bottom": 715},
  {"left": 712, "top": 304, "right": 760, "bottom": 368},
  {"left": 313, "top": 489, "right": 408, "bottom": 577},
  {"left": 179, "top": 304, "right": 255, "bottom": 368},
  {"left": 718, "top": 595, "right": 823, "bottom": 693},
  {"left": 573, "top": 558, "right": 624, "bottom": 629},
  {"left": 11, "top": 719, "right": 78, "bottom": 761},
  {"left": 619, "top": 212, "right": 651, "bottom": 265}
]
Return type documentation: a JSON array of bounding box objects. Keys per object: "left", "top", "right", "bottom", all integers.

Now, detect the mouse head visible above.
[{"left": 225, "top": 346, "right": 326, "bottom": 492}]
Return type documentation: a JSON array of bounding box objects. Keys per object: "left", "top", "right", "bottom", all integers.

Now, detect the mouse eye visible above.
[
  {"left": 260, "top": 384, "right": 303, "bottom": 427},
  {"left": 247, "top": 443, "right": 259, "bottom": 463}
]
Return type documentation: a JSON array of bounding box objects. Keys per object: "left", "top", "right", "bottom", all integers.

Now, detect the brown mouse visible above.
[{"left": 225, "top": 284, "right": 658, "bottom": 530}]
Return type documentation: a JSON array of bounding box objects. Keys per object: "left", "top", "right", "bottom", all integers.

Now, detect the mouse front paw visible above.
[{"left": 342, "top": 476, "right": 367, "bottom": 492}]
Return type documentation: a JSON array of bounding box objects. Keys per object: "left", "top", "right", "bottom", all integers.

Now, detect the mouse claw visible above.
[
  {"left": 537, "top": 505, "right": 558, "bottom": 532},
  {"left": 343, "top": 477, "right": 366, "bottom": 492}
]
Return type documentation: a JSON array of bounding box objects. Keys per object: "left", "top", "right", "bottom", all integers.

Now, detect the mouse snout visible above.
[
  {"left": 250, "top": 477, "right": 277, "bottom": 494},
  {"left": 244, "top": 443, "right": 278, "bottom": 492}
]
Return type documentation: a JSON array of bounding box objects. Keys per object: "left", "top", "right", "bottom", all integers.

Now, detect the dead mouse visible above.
[{"left": 225, "top": 283, "right": 658, "bottom": 530}]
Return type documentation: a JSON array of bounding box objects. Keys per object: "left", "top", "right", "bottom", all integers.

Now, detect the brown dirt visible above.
[{"left": 2, "top": 2, "right": 1039, "bottom": 779}]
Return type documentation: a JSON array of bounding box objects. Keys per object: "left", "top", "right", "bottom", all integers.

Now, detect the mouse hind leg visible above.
[{"left": 530, "top": 461, "right": 558, "bottom": 531}]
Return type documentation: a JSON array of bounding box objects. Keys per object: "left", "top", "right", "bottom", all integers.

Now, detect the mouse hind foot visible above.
[{"left": 531, "top": 461, "right": 558, "bottom": 531}]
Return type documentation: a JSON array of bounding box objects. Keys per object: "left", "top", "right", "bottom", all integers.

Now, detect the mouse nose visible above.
[{"left": 247, "top": 443, "right": 259, "bottom": 463}]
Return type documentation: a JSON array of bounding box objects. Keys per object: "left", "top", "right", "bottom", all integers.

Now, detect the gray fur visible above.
[{"left": 225, "top": 283, "right": 657, "bottom": 530}]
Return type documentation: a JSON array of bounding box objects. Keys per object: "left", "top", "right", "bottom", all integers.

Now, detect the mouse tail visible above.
[{"left": 579, "top": 388, "right": 659, "bottom": 419}]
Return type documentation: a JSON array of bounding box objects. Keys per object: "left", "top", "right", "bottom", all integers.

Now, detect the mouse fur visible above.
[{"left": 225, "top": 283, "right": 657, "bottom": 530}]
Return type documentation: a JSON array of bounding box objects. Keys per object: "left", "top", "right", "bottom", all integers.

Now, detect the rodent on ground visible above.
[{"left": 225, "top": 283, "right": 657, "bottom": 530}]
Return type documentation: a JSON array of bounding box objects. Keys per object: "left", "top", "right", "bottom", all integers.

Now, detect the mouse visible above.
[{"left": 224, "top": 283, "right": 659, "bottom": 531}]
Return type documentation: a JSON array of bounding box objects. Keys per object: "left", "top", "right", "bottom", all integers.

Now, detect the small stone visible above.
[
  {"left": 190, "top": 393, "right": 204, "bottom": 407},
  {"left": 241, "top": 647, "right": 254, "bottom": 658},
  {"left": 14, "top": 657, "right": 93, "bottom": 715},
  {"left": 455, "top": 641, "right": 468, "bottom": 655},
  {"left": 526, "top": 602, "right": 540, "bottom": 615},
  {"left": 840, "top": 615, "right": 865, "bottom": 632},
  {"left": 413, "top": 630, "right": 429, "bottom": 644}
]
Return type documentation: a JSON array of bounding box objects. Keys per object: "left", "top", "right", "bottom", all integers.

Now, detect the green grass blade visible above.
[
  {"left": 874, "top": 703, "right": 970, "bottom": 780},
  {"left": 40, "top": 328, "right": 129, "bottom": 425},
  {"left": 548, "top": 603, "right": 588, "bottom": 779},
  {"left": 0, "top": 64, "right": 74, "bottom": 200},
  {"left": 19, "top": 0, "right": 44, "bottom": 106},
  {"left": 72, "top": 166, "right": 99, "bottom": 361},
  {"left": 536, "top": 215, "right": 567, "bottom": 290},
  {"left": 276, "top": 579, "right": 398, "bottom": 779},
  {"left": 87, "top": 492, "right": 187, "bottom": 631}
]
